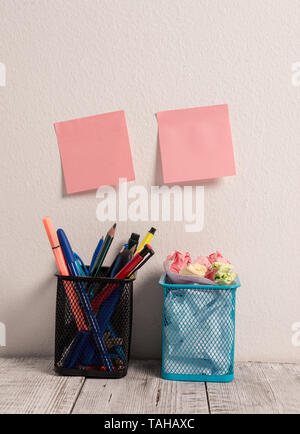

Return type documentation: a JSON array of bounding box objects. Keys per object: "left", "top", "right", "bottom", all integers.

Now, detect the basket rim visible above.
[
  {"left": 159, "top": 272, "right": 241, "bottom": 290},
  {"left": 55, "top": 273, "right": 135, "bottom": 284}
]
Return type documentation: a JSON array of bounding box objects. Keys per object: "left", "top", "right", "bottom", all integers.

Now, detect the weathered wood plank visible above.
[
  {"left": 0, "top": 358, "right": 85, "bottom": 414},
  {"left": 72, "top": 360, "right": 209, "bottom": 414},
  {"left": 259, "top": 363, "right": 300, "bottom": 414},
  {"left": 206, "top": 362, "right": 300, "bottom": 414},
  {"left": 0, "top": 358, "right": 298, "bottom": 414}
]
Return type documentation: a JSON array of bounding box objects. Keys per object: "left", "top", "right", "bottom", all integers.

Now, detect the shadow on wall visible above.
[
  {"left": 154, "top": 134, "right": 164, "bottom": 186},
  {"left": 0, "top": 273, "right": 56, "bottom": 358},
  {"left": 131, "top": 270, "right": 163, "bottom": 360}
]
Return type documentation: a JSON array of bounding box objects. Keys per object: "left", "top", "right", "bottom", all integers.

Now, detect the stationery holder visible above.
[
  {"left": 159, "top": 273, "right": 241, "bottom": 383},
  {"left": 54, "top": 268, "right": 133, "bottom": 378}
]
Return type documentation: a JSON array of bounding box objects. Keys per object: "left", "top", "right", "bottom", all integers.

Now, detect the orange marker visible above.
[{"left": 42, "top": 216, "right": 87, "bottom": 331}]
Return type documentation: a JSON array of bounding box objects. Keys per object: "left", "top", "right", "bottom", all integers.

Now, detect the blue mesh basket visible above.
[{"left": 159, "top": 273, "right": 241, "bottom": 383}]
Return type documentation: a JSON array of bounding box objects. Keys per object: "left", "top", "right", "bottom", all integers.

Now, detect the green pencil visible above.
[{"left": 91, "top": 223, "right": 117, "bottom": 276}]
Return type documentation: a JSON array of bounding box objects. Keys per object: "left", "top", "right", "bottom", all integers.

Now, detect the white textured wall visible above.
[{"left": 1, "top": 0, "right": 299, "bottom": 362}]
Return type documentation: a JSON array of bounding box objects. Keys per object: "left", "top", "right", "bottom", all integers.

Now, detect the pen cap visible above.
[
  {"left": 139, "top": 244, "right": 153, "bottom": 258},
  {"left": 128, "top": 233, "right": 140, "bottom": 249},
  {"left": 126, "top": 244, "right": 154, "bottom": 278},
  {"left": 129, "top": 233, "right": 140, "bottom": 242},
  {"left": 149, "top": 227, "right": 156, "bottom": 235},
  {"left": 43, "top": 216, "right": 60, "bottom": 248}
]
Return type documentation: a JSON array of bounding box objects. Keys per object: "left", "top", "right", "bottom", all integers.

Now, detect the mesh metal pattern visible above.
[
  {"left": 161, "top": 276, "right": 238, "bottom": 382},
  {"left": 55, "top": 268, "right": 133, "bottom": 378}
]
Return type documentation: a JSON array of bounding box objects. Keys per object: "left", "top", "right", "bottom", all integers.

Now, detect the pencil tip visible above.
[{"left": 113, "top": 223, "right": 117, "bottom": 229}]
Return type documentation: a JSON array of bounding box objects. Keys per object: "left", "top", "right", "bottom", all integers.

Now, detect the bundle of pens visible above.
[{"left": 43, "top": 217, "right": 156, "bottom": 378}]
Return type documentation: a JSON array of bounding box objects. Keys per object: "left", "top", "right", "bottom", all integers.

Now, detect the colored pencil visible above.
[{"left": 91, "top": 223, "right": 117, "bottom": 276}]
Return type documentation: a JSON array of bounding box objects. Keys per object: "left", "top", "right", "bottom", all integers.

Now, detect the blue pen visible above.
[
  {"left": 110, "top": 255, "right": 122, "bottom": 277},
  {"left": 75, "top": 259, "right": 85, "bottom": 276},
  {"left": 84, "top": 245, "right": 133, "bottom": 365},
  {"left": 90, "top": 237, "right": 104, "bottom": 274},
  {"left": 74, "top": 252, "right": 89, "bottom": 276},
  {"left": 81, "top": 284, "right": 125, "bottom": 366},
  {"left": 88, "top": 237, "right": 105, "bottom": 298},
  {"left": 57, "top": 229, "right": 113, "bottom": 372}
]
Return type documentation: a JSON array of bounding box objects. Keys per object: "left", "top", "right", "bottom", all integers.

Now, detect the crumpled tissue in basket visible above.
[{"left": 164, "top": 261, "right": 215, "bottom": 285}]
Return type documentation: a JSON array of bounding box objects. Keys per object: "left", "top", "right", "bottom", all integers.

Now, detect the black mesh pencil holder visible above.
[{"left": 54, "top": 267, "right": 134, "bottom": 378}]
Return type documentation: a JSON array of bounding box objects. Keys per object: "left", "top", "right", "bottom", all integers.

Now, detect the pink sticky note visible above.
[
  {"left": 54, "top": 111, "right": 135, "bottom": 194},
  {"left": 156, "top": 105, "right": 236, "bottom": 183}
]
